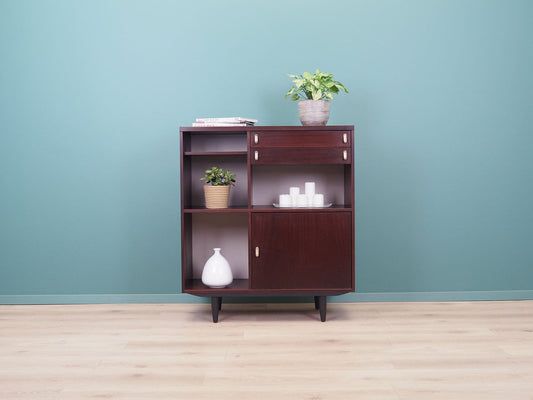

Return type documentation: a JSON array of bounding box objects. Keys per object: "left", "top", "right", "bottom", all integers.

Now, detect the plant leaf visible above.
[
  {"left": 294, "top": 79, "right": 305, "bottom": 88},
  {"left": 285, "top": 88, "right": 295, "bottom": 98}
]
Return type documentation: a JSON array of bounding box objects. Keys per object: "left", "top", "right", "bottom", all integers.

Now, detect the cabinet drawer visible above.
[
  {"left": 251, "top": 131, "right": 350, "bottom": 148},
  {"left": 252, "top": 147, "right": 351, "bottom": 164}
]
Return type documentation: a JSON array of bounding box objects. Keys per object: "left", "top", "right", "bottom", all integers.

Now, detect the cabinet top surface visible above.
[{"left": 180, "top": 125, "right": 354, "bottom": 132}]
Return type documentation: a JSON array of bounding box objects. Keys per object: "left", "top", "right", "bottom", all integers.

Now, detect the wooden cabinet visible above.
[{"left": 180, "top": 126, "right": 355, "bottom": 322}]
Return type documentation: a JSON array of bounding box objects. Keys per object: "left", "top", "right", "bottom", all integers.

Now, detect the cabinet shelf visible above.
[
  {"left": 184, "top": 151, "right": 247, "bottom": 157},
  {"left": 251, "top": 205, "right": 352, "bottom": 212},
  {"left": 184, "top": 279, "right": 250, "bottom": 294},
  {"left": 183, "top": 206, "right": 249, "bottom": 213},
  {"left": 183, "top": 205, "right": 352, "bottom": 213},
  {"left": 183, "top": 279, "right": 352, "bottom": 296}
]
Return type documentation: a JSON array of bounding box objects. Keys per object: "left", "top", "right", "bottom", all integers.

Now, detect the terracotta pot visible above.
[
  {"left": 204, "top": 185, "right": 230, "bottom": 209},
  {"left": 298, "top": 99, "right": 331, "bottom": 126}
]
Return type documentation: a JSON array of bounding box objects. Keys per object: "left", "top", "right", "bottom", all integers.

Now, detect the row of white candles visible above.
[{"left": 278, "top": 182, "right": 324, "bottom": 208}]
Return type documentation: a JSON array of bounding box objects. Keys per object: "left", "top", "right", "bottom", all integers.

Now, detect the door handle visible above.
[{"left": 255, "top": 246, "right": 260, "bottom": 258}]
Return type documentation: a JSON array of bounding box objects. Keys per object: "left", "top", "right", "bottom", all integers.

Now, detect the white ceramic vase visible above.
[{"left": 201, "top": 248, "right": 233, "bottom": 288}]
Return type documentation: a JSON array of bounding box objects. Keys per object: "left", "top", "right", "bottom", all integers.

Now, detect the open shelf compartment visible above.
[
  {"left": 251, "top": 164, "right": 352, "bottom": 208},
  {"left": 181, "top": 213, "right": 249, "bottom": 292}
]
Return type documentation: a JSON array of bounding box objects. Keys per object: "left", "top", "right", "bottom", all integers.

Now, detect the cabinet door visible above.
[{"left": 251, "top": 212, "right": 352, "bottom": 290}]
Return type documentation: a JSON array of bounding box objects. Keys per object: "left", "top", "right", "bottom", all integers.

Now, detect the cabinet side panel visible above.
[
  {"left": 182, "top": 158, "right": 192, "bottom": 209},
  {"left": 182, "top": 214, "right": 193, "bottom": 288},
  {"left": 344, "top": 164, "right": 353, "bottom": 208}
]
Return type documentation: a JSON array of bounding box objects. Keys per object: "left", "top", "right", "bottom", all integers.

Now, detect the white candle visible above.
[
  {"left": 279, "top": 194, "right": 291, "bottom": 207},
  {"left": 289, "top": 187, "right": 300, "bottom": 207},
  {"left": 312, "top": 193, "right": 324, "bottom": 207},
  {"left": 297, "top": 194, "right": 308, "bottom": 207},
  {"left": 304, "top": 182, "right": 315, "bottom": 196}
]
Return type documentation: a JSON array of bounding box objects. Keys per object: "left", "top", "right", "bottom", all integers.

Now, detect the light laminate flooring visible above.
[{"left": 1, "top": 300, "right": 533, "bottom": 399}]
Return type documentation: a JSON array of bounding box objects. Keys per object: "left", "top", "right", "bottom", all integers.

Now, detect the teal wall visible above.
[{"left": 1, "top": 0, "right": 532, "bottom": 303}]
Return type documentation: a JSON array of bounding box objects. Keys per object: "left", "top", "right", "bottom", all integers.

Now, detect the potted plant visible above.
[
  {"left": 285, "top": 69, "right": 348, "bottom": 126},
  {"left": 201, "top": 166, "right": 236, "bottom": 209}
]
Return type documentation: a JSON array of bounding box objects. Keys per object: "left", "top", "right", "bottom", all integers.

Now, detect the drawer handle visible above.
[
  {"left": 343, "top": 150, "right": 348, "bottom": 160},
  {"left": 255, "top": 246, "right": 260, "bottom": 258},
  {"left": 254, "top": 151, "right": 259, "bottom": 161},
  {"left": 254, "top": 134, "right": 259, "bottom": 144},
  {"left": 343, "top": 133, "right": 348, "bottom": 144}
]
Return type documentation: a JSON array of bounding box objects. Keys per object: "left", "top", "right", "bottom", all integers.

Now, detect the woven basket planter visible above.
[{"left": 204, "top": 185, "right": 231, "bottom": 209}]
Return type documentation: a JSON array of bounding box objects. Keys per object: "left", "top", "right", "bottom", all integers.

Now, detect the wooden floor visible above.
[{"left": 1, "top": 301, "right": 533, "bottom": 399}]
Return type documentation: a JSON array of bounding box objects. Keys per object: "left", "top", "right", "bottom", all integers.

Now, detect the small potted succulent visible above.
[
  {"left": 201, "top": 166, "right": 236, "bottom": 209},
  {"left": 285, "top": 69, "right": 348, "bottom": 126}
]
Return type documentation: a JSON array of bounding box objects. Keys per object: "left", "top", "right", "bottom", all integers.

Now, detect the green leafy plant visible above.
[
  {"left": 285, "top": 69, "right": 348, "bottom": 101},
  {"left": 200, "top": 166, "right": 236, "bottom": 186}
]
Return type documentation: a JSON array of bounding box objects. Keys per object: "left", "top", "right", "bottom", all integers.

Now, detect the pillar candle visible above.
[
  {"left": 304, "top": 182, "right": 315, "bottom": 196},
  {"left": 312, "top": 193, "right": 324, "bottom": 207},
  {"left": 297, "top": 194, "right": 308, "bottom": 207},
  {"left": 289, "top": 187, "right": 300, "bottom": 207},
  {"left": 279, "top": 194, "right": 291, "bottom": 207}
]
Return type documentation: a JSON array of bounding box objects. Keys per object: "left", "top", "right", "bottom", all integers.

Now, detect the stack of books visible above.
[{"left": 192, "top": 117, "right": 258, "bottom": 127}]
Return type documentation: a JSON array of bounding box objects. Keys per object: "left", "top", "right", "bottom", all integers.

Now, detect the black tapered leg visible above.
[
  {"left": 318, "top": 296, "right": 327, "bottom": 322},
  {"left": 211, "top": 297, "right": 222, "bottom": 323},
  {"left": 314, "top": 296, "right": 320, "bottom": 310}
]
